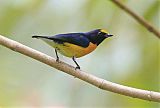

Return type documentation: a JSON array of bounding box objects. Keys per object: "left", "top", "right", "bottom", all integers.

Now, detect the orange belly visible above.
[{"left": 57, "top": 42, "right": 97, "bottom": 58}]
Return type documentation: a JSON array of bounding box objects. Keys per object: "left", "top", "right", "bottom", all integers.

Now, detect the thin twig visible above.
[
  {"left": 111, "top": 0, "right": 160, "bottom": 38},
  {"left": 0, "top": 35, "right": 160, "bottom": 102}
]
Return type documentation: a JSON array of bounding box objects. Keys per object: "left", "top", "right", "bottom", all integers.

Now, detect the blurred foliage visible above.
[{"left": 0, "top": 0, "right": 159, "bottom": 107}]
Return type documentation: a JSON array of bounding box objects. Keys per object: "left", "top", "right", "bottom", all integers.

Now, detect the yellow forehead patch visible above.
[{"left": 100, "top": 29, "right": 108, "bottom": 34}]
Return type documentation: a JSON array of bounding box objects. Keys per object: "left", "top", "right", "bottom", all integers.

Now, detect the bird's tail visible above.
[
  {"left": 32, "top": 35, "right": 62, "bottom": 44},
  {"left": 32, "top": 35, "right": 49, "bottom": 39}
]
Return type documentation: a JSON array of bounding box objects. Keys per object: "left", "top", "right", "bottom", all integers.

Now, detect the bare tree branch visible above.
[
  {"left": 111, "top": 0, "right": 160, "bottom": 38},
  {"left": 0, "top": 35, "right": 160, "bottom": 102}
]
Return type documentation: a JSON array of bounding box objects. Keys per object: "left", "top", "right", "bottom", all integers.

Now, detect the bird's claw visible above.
[
  {"left": 56, "top": 58, "right": 59, "bottom": 62},
  {"left": 75, "top": 66, "right": 80, "bottom": 70}
]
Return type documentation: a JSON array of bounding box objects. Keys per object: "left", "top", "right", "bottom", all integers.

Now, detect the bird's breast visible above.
[{"left": 57, "top": 42, "right": 97, "bottom": 58}]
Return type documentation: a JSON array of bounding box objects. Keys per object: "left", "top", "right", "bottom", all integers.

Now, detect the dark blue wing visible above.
[{"left": 48, "top": 33, "right": 90, "bottom": 48}]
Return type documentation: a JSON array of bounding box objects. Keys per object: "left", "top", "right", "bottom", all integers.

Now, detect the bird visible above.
[{"left": 32, "top": 29, "right": 113, "bottom": 69}]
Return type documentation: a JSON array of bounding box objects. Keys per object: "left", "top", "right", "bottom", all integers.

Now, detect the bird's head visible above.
[{"left": 85, "top": 29, "right": 113, "bottom": 45}]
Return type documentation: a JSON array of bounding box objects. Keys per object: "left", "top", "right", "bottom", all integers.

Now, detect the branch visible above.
[
  {"left": 0, "top": 35, "right": 160, "bottom": 102},
  {"left": 111, "top": 0, "right": 160, "bottom": 38}
]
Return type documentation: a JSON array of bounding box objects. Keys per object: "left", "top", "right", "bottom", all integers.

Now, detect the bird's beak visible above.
[{"left": 105, "top": 34, "right": 113, "bottom": 38}]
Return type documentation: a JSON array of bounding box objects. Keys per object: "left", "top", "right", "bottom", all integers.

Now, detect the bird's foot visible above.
[
  {"left": 56, "top": 57, "right": 59, "bottom": 62},
  {"left": 74, "top": 66, "right": 80, "bottom": 78},
  {"left": 75, "top": 66, "right": 80, "bottom": 70}
]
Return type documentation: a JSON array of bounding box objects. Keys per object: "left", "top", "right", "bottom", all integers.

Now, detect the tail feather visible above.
[
  {"left": 32, "top": 35, "right": 64, "bottom": 44},
  {"left": 32, "top": 35, "right": 57, "bottom": 41},
  {"left": 32, "top": 35, "right": 50, "bottom": 39},
  {"left": 32, "top": 35, "right": 49, "bottom": 39}
]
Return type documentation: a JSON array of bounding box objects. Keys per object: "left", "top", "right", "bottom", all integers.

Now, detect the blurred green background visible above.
[{"left": 0, "top": 0, "right": 159, "bottom": 107}]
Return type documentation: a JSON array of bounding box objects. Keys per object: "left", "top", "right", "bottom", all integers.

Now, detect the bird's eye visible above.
[
  {"left": 98, "top": 32, "right": 101, "bottom": 35},
  {"left": 98, "top": 32, "right": 106, "bottom": 36}
]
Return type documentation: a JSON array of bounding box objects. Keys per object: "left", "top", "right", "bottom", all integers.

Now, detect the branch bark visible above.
[
  {"left": 0, "top": 35, "right": 160, "bottom": 102},
  {"left": 111, "top": 0, "right": 160, "bottom": 38}
]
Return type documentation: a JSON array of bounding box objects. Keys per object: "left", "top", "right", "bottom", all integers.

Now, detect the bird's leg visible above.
[
  {"left": 72, "top": 56, "right": 80, "bottom": 70},
  {"left": 55, "top": 48, "right": 59, "bottom": 62}
]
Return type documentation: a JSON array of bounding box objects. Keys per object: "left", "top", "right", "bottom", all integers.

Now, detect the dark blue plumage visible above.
[{"left": 49, "top": 33, "right": 90, "bottom": 47}]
